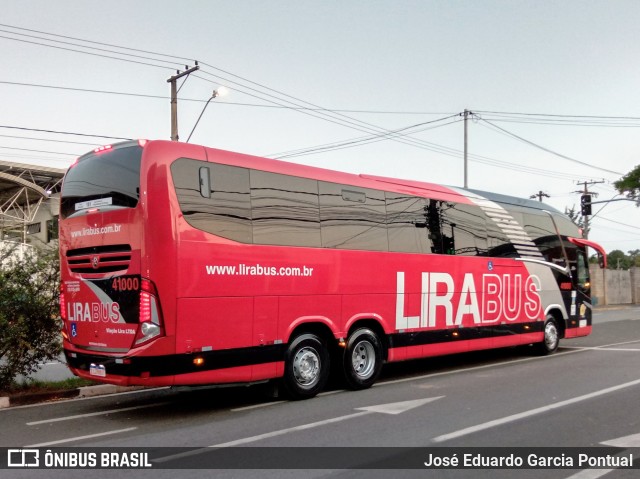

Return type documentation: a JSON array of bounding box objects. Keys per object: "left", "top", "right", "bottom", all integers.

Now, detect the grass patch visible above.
[{"left": 1, "top": 377, "right": 98, "bottom": 395}]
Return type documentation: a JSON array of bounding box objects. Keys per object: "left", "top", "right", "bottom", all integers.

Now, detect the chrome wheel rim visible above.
[
  {"left": 351, "top": 340, "right": 376, "bottom": 379},
  {"left": 544, "top": 321, "right": 559, "bottom": 350},
  {"left": 292, "top": 346, "right": 321, "bottom": 388}
]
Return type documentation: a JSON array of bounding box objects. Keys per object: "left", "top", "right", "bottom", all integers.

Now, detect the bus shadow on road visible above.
[{"left": 90, "top": 343, "right": 557, "bottom": 419}]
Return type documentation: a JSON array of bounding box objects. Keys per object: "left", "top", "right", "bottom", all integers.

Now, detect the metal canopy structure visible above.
[{"left": 0, "top": 160, "right": 66, "bottom": 242}]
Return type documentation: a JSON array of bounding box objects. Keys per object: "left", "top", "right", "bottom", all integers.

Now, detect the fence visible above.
[{"left": 589, "top": 264, "right": 640, "bottom": 306}]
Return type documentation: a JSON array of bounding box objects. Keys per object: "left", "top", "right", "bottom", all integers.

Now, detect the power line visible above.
[
  {"left": 477, "top": 118, "right": 623, "bottom": 176},
  {"left": 0, "top": 22, "right": 633, "bottom": 184},
  {"left": 596, "top": 216, "right": 640, "bottom": 231},
  {"left": 0, "top": 25, "right": 186, "bottom": 70},
  {"left": 0, "top": 133, "right": 98, "bottom": 146},
  {"left": 0, "top": 34, "right": 177, "bottom": 71},
  {"left": 194, "top": 70, "right": 442, "bottom": 151},
  {"left": 0, "top": 125, "right": 132, "bottom": 141},
  {"left": 474, "top": 109, "right": 640, "bottom": 122},
  {"left": 0, "top": 80, "right": 456, "bottom": 115},
  {"left": 0, "top": 22, "right": 192, "bottom": 66},
  {"left": 0, "top": 23, "right": 456, "bottom": 149},
  {"left": 0, "top": 145, "right": 79, "bottom": 156},
  {"left": 479, "top": 116, "right": 640, "bottom": 128},
  {"left": 269, "top": 116, "right": 461, "bottom": 159}
]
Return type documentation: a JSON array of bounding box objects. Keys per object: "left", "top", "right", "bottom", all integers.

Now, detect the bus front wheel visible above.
[
  {"left": 283, "top": 333, "right": 329, "bottom": 399},
  {"left": 343, "top": 328, "right": 383, "bottom": 390},
  {"left": 537, "top": 315, "right": 560, "bottom": 355}
]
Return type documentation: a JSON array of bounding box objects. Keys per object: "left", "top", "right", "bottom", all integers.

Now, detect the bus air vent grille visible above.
[{"left": 66, "top": 244, "right": 132, "bottom": 274}]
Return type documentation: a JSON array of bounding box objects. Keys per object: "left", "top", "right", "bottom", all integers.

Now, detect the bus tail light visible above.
[
  {"left": 134, "top": 279, "right": 164, "bottom": 346},
  {"left": 59, "top": 283, "right": 67, "bottom": 321},
  {"left": 59, "top": 283, "right": 70, "bottom": 340}
]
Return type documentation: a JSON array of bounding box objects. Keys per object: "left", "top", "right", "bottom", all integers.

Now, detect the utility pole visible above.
[
  {"left": 575, "top": 179, "right": 605, "bottom": 239},
  {"left": 530, "top": 191, "right": 550, "bottom": 202},
  {"left": 463, "top": 109, "right": 469, "bottom": 189},
  {"left": 167, "top": 64, "right": 200, "bottom": 141}
]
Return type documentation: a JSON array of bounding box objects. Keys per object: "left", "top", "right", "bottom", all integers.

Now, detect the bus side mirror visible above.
[{"left": 598, "top": 253, "right": 606, "bottom": 269}]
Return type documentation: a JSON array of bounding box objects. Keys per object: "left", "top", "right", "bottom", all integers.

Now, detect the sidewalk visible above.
[
  {"left": 1, "top": 384, "right": 147, "bottom": 408},
  {"left": 594, "top": 303, "right": 640, "bottom": 311}
]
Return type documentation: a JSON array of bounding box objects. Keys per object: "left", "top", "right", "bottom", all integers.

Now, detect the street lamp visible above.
[{"left": 186, "top": 87, "right": 229, "bottom": 143}]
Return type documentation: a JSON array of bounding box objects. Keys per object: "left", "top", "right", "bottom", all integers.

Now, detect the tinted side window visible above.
[
  {"left": 385, "top": 193, "right": 432, "bottom": 253},
  {"left": 171, "top": 158, "right": 252, "bottom": 243},
  {"left": 250, "top": 171, "right": 320, "bottom": 247},
  {"left": 522, "top": 211, "right": 564, "bottom": 265},
  {"left": 485, "top": 211, "right": 519, "bottom": 259},
  {"left": 319, "top": 182, "right": 388, "bottom": 251},
  {"left": 442, "top": 203, "right": 488, "bottom": 256},
  {"left": 552, "top": 213, "right": 581, "bottom": 237}
]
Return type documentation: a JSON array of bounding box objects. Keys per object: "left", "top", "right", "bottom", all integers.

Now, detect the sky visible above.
[{"left": 2, "top": 0, "right": 640, "bottom": 254}]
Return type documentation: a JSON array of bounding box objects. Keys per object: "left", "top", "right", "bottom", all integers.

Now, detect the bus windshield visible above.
[{"left": 60, "top": 142, "right": 143, "bottom": 219}]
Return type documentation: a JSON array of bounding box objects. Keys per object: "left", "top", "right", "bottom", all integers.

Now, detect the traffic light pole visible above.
[
  {"left": 576, "top": 180, "right": 604, "bottom": 239},
  {"left": 581, "top": 184, "right": 591, "bottom": 239},
  {"left": 579, "top": 196, "right": 635, "bottom": 239}
]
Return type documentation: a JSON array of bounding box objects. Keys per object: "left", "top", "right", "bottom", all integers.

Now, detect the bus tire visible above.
[
  {"left": 283, "top": 333, "right": 329, "bottom": 400},
  {"left": 343, "top": 328, "right": 383, "bottom": 390},
  {"left": 537, "top": 315, "right": 560, "bottom": 355}
]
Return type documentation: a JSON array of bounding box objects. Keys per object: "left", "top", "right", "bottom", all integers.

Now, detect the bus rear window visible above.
[{"left": 60, "top": 143, "right": 143, "bottom": 219}]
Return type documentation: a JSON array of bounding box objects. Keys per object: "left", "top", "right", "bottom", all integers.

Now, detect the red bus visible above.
[{"left": 59, "top": 140, "right": 606, "bottom": 399}]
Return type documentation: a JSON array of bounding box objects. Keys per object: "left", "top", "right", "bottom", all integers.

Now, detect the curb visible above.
[
  {"left": 78, "top": 384, "right": 146, "bottom": 398},
  {"left": 1, "top": 385, "right": 146, "bottom": 408}
]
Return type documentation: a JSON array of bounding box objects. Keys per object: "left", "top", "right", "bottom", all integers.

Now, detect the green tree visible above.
[
  {"left": 606, "top": 249, "right": 632, "bottom": 270},
  {"left": 614, "top": 165, "right": 640, "bottom": 203},
  {"left": 628, "top": 249, "right": 640, "bottom": 267},
  {"left": 0, "top": 245, "right": 61, "bottom": 389}
]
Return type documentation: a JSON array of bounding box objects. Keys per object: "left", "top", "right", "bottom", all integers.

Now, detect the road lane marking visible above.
[
  {"left": 376, "top": 348, "right": 586, "bottom": 387},
  {"left": 210, "top": 410, "right": 372, "bottom": 448},
  {"left": 26, "top": 402, "right": 170, "bottom": 426},
  {"left": 379, "top": 339, "right": 640, "bottom": 388},
  {"left": 231, "top": 401, "right": 286, "bottom": 412},
  {"left": 566, "top": 468, "right": 621, "bottom": 479},
  {"left": 25, "top": 427, "right": 138, "bottom": 447},
  {"left": 219, "top": 398, "right": 443, "bottom": 447},
  {"left": 564, "top": 432, "right": 640, "bottom": 479},
  {"left": 154, "top": 397, "right": 444, "bottom": 464},
  {"left": 601, "top": 431, "right": 640, "bottom": 447},
  {"left": 432, "top": 378, "right": 640, "bottom": 443},
  {"left": 154, "top": 411, "right": 372, "bottom": 463},
  {"left": 563, "top": 347, "right": 640, "bottom": 352}
]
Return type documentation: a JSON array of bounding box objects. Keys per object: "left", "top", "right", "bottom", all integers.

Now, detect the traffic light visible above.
[{"left": 581, "top": 194, "right": 592, "bottom": 216}]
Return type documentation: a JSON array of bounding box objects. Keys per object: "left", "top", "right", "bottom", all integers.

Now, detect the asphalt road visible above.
[{"left": 2, "top": 306, "right": 640, "bottom": 479}]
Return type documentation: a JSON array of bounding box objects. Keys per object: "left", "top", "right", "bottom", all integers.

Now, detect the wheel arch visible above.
[
  {"left": 544, "top": 306, "right": 566, "bottom": 339},
  {"left": 345, "top": 316, "right": 388, "bottom": 361},
  {"left": 286, "top": 318, "right": 337, "bottom": 348}
]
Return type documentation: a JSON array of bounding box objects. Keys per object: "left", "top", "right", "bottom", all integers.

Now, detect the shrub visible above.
[{"left": 0, "top": 244, "right": 61, "bottom": 390}]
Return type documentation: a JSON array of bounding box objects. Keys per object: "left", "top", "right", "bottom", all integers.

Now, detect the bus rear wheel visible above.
[
  {"left": 283, "top": 333, "right": 329, "bottom": 399},
  {"left": 537, "top": 315, "right": 560, "bottom": 355},
  {"left": 343, "top": 328, "right": 383, "bottom": 390}
]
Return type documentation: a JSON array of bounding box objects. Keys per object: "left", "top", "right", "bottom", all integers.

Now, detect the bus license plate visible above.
[{"left": 89, "top": 363, "right": 106, "bottom": 377}]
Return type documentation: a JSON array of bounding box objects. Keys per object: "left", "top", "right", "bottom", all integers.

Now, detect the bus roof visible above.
[{"left": 142, "top": 140, "right": 563, "bottom": 214}]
